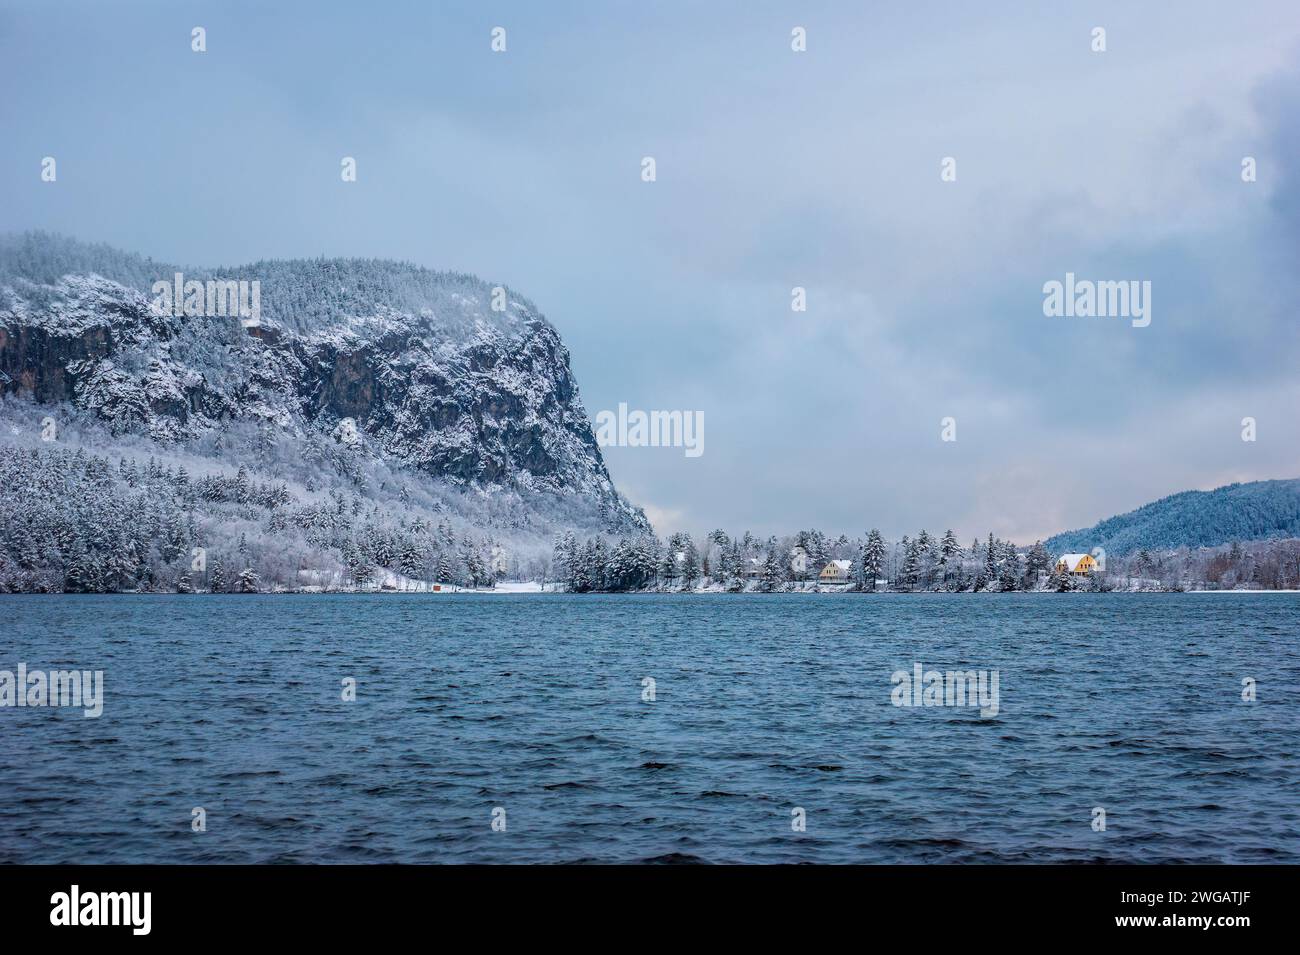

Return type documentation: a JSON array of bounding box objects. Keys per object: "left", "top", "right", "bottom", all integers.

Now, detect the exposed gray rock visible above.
[{"left": 0, "top": 232, "right": 647, "bottom": 535}]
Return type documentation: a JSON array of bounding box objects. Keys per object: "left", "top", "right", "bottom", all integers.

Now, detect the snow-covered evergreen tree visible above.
[
  {"left": 862, "top": 529, "right": 885, "bottom": 592},
  {"left": 937, "top": 529, "right": 959, "bottom": 587},
  {"left": 209, "top": 558, "right": 228, "bottom": 594},
  {"left": 900, "top": 539, "right": 921, "bottom": 591},
  {"left": 680, "top": 537, "right": 700, "bottom": 590},
  {"left": 237, "top": 567, "right": 260, "bottom": 593},
  {"left": 1026, "top": 541, "right": 1051, "bottom": 582}
]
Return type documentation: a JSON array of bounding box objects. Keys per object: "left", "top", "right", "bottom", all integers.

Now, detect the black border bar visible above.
[{"left": 0, "top": 864, "right": 1285, "bottom": 941}]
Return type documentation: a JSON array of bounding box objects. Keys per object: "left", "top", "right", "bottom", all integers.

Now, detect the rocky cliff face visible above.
[{"left": 0, "top": 233, "right": 647, "bottom": 535}]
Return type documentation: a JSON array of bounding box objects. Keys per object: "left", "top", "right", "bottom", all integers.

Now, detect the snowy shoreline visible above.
[{"left": 14, "top": 585, "right": 1296, "bottom": 596}]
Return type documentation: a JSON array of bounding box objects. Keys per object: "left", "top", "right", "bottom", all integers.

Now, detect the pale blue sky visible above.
[{"left": 3, "top": 0, "right": 1298, "bottom": 541}]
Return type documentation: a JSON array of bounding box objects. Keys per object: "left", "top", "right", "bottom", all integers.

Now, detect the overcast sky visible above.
[{"left": 3, "top": 0, "right": 1298, "bottom": 542}]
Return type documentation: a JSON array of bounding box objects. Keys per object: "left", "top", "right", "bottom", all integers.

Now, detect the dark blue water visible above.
[{"left": 2, "top": 594, "right": 1297, "bottom": 863}]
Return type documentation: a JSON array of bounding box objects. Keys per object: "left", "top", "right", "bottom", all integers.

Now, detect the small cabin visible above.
[
  {"left": 819, "top": 559, "right": 852, "bottom": 584},
  {"left": 1056, "top": 553, "right": 1098, "bottom": 577}
]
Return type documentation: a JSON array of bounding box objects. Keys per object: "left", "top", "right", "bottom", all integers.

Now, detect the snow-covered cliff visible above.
[{"left": 0, "top": 232, "right": 648, "bottom": 537}]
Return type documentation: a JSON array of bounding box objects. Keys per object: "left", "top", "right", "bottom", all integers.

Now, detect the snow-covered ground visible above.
[
  {"left": 1184, "top": 588, "right": 1300, "bottom": 594},
  {"left": 336, "top": 570, "right": 553, "bottom": 594},
  {"left": 488, "top": 581, "right": 549, "bottom": 593}
]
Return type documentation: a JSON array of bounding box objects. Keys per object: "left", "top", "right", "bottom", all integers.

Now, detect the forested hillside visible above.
[
  {"left": 1046, "top": 479, "right": 1300, "bottom": 556},
  {"left": 0, "top": 441, "right": 524, "bottom": 593}
]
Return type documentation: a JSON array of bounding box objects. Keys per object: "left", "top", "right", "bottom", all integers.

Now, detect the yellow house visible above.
[
  {"left": 819, "top": 559, "right": 852, "bottom": 584},
  {"left": 1056, "top": 553, "right": 1098, "bottom": 577}
]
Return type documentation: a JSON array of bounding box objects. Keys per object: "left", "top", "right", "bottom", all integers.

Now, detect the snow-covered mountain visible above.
[
  {"left": 0, "top": 232, "right": 647, "bottom": 536},
  {"left": 1045, "top": 478, "right": 1300, "bottom": 557}
]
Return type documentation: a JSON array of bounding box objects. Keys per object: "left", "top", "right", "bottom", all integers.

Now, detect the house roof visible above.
[
  {"left": 1058, "top": 553, "right": 1092, "bottom": 571},
  {"left": 821, "top": 559, "right": 851, "bottom": 573}
]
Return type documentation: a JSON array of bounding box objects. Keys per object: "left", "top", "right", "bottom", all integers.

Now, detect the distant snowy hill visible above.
[
  {"left": 1045, "top": 478, "right": 1300, "bottom": 556},
  {"left": 0, "top": 231, "right": 647, "bottom": 537}
]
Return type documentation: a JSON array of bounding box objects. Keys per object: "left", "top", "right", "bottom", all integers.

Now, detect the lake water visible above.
[{"left": 2, "top": 593, "right": 1297, "bottom": 864}]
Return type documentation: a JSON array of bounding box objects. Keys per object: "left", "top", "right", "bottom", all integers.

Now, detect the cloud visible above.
[{"left": 2, "top": 1, "right": 1297, "bottom": 543}]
